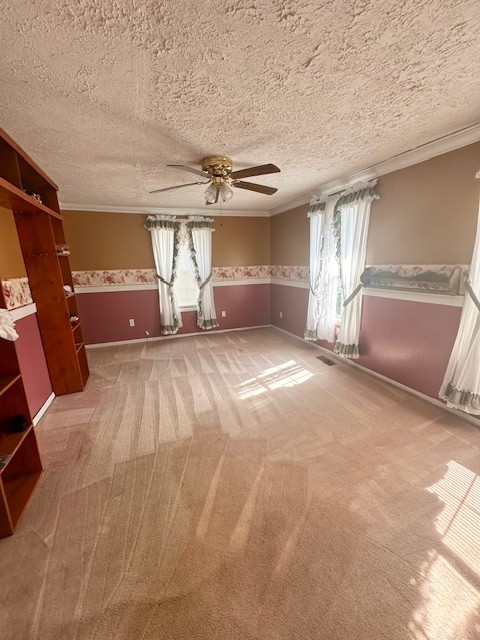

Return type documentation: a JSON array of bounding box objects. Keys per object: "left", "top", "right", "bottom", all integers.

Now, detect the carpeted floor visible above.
[{"left": 1, "top": 327, "right": 480, "bottom": 639}]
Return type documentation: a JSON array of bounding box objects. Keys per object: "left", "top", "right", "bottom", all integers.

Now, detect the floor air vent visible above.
[{"left": 316, "top": 355, "right": 336, "bottom": 366}]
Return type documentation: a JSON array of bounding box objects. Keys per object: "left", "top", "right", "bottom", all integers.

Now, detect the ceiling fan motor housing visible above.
[{"left": 201, "top": 156, "right": 233, "bottom": 179}]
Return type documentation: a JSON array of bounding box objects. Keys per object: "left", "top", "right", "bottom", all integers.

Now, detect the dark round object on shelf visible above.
[{"left": 8, "top": 414, "right": 29, "bottom": 434}]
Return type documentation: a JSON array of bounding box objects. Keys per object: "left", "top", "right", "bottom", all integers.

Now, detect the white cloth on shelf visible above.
[{"left": 0, "top": 308, "right": 19, "bottom": 341}]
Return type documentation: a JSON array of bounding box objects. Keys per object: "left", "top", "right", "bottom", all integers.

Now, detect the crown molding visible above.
[
  {"left": 269, "top": 122, "right": 480, "bottom": 216},
  {"left": 59, "top": 202, "right": 270, "bottom": 217},
  {"left": 268, "top": 194, "right": 311, "bottom": 216}
]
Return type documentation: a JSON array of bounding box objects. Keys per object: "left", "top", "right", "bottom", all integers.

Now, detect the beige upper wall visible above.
[
  {"left": 271, "top": 142, "right": 480, "bottom": 266},
  {"left": 2, "top": 141, "right": 477, "bottom": 280},
  {"left": 213, "top": 216, "right": 270, "bottom": 266},
  {"left": 62, "top": 211, "right": 270, "bottom": 270},
  {"left": 367, "top": 141, "right": 480, "bottom": 264},
  {"left": 63, "top": 211, "right": 155, "bottom": 270},
  {"left": 270, "top": 203, "right": 310, "bottom": 266},
  {"left": 0, "top": 206, "right": 26, "bottom": 279}
]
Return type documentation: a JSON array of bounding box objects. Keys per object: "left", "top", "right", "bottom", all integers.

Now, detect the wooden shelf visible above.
[
  {"left": 0, "top": 423, "right": 42, "bottom": 537},
  {"left": 0, "top": 374, "right": 22, "bottom": 397},
  {"left": 3, "top": 471, "right": 42, "bottom": 528},
  {"left": 0, "top": 176, "right": 63, "bottom": 220},
  {"left": 0, "top": 126, "right": 58, "bottom": 190},
  {"left": 0, "top": 424, "right": 33, "bottom": 461}
]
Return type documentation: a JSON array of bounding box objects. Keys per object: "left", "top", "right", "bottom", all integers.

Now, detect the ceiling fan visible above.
[{"left": 149, "top": 156, "right": 280, "bottom": 204}]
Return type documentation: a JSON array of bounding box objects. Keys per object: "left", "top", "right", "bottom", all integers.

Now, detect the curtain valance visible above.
[
  {"left": 334, "top": 180, "right": 379, "bottom": 210},
  {"left": 186, "top": 216, "right": 216, "bottom": 231},
  {"left": 308, "top": 198, "right": 328, "bottom": 217},
  {"left": 145, "top": 215, "right": 181, "bottom": 231}
]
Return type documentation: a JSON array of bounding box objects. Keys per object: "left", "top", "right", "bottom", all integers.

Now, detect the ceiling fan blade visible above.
[
  {"left": 230, "top": 163, "right": 280, "bottom": 180},
  {"left": 233, "top": 180, "right": 277, "bottom": 195},
  {"left": 167, "top": 164, "right": 209, "bottom": 178},
  {"left": 149, "top": 181, "right": 207, "bottom": 194}
]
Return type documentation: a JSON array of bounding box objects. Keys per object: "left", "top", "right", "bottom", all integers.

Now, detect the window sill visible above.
[{"left": 179, "top": 305, "right": 197, "bottom": 311}]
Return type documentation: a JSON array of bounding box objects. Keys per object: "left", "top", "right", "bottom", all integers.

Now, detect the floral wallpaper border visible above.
[
  {"left": 73, "top": 269, "right": 157, "bottom": 287},
  {"left": 72, "top": 266, "right": 311, "bottom": 287},
  {"left": 3, "top": 265, "right": 466, "bottom": 308},
  {"left": 270, "top": 265, "right": 310, "bottom": 282},
  {"left": 1, "top": 277, "right": 34, "bottom": 310}
]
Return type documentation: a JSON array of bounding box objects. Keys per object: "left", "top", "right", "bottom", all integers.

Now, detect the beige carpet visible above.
[{"left": 1, "top": 327, "right": 480, "bottom": 639}]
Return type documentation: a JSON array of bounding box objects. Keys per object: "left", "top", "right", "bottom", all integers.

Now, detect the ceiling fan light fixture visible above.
[
  {"left": 204, "top": 183, "right": 217, "bottom": 203},
  {"left": 151, "top": 157, "right": 281, "bottom": 201},
  {"left": 219, "top": 182, "right": 233, "bottom": 202}
]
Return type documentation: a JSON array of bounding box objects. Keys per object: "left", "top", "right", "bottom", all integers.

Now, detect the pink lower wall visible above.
[
  {"left": 8, "top": 281, "right": 470, "bottom": 421},
  {"left": 76, "top": 284, "right": 271, "bottom": 344},
  {"left": 11, "top": 282, "right": 472, "bottom": 422},
  {"left": 14, "top": 313, "right": 53, "bottom": 418},
  {"left": 271, "top": 283, "right": 463, "bottom": 402}
]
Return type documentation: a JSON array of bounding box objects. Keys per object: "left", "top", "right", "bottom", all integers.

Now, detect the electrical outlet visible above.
[
  {"left": 145, "top": 330, "right": 150, "bottom": 336},
  {"left": 279, "top": 311, "right": 283, "bottom": 319},
  {"left": 221, "top": 310, "right": 226, "bottom": 318},
  {"left": 129, "top": 319, "right": 135, "bottom": 327}
]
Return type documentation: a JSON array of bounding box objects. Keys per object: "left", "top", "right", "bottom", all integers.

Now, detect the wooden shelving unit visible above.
[
  {"left": 0, "top": 125, "right": 89, "bottom": 396},
  {"left": 0, "top": 288, "right": 42, "bottom": 537},
  {"left": 0, "top": 125, "right": 89, "bottom": 534}
]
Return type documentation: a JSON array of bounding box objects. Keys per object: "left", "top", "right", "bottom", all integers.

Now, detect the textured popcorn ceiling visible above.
[{"left": 0, "top": 1, "right": 479, "bottom": 212}]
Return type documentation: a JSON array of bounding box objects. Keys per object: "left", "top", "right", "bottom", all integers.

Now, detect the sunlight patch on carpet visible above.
[{"left": 237, "top": 360, "right": 313, "bottom": 399}]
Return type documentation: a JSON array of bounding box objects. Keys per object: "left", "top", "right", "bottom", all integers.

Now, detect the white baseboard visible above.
[
  {"left": 85, "top": 325, "right": 272, "bottom": 349},
  {"left": 271, "top": 325, "right": 480, "bottom": 428},
  {"left": 10, "top": 303, "right": 37, "bottom": 321},
  {"left": 33, "top": 392, "right": 55, "bottom": 426}
]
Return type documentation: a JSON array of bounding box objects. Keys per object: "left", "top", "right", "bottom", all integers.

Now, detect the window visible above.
[{"left": 174, "top": 242, "right": 198, "bottom": 308}]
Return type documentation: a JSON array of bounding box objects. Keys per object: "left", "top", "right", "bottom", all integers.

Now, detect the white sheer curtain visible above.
[
  {"left": 145, "top": 215, "right": 182, "bottom": 335},
  {"left": 334, "top": 181, "right": 379, "bottom": 358},
  {"left": 187, "top": 216, "right": 219, "bottom": 330},
  {"left": 305, "top": 196, "right": 339, "bottom": 343},
  {"left": 439, "top": 189, "right": 480, "bottom": 414}
]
